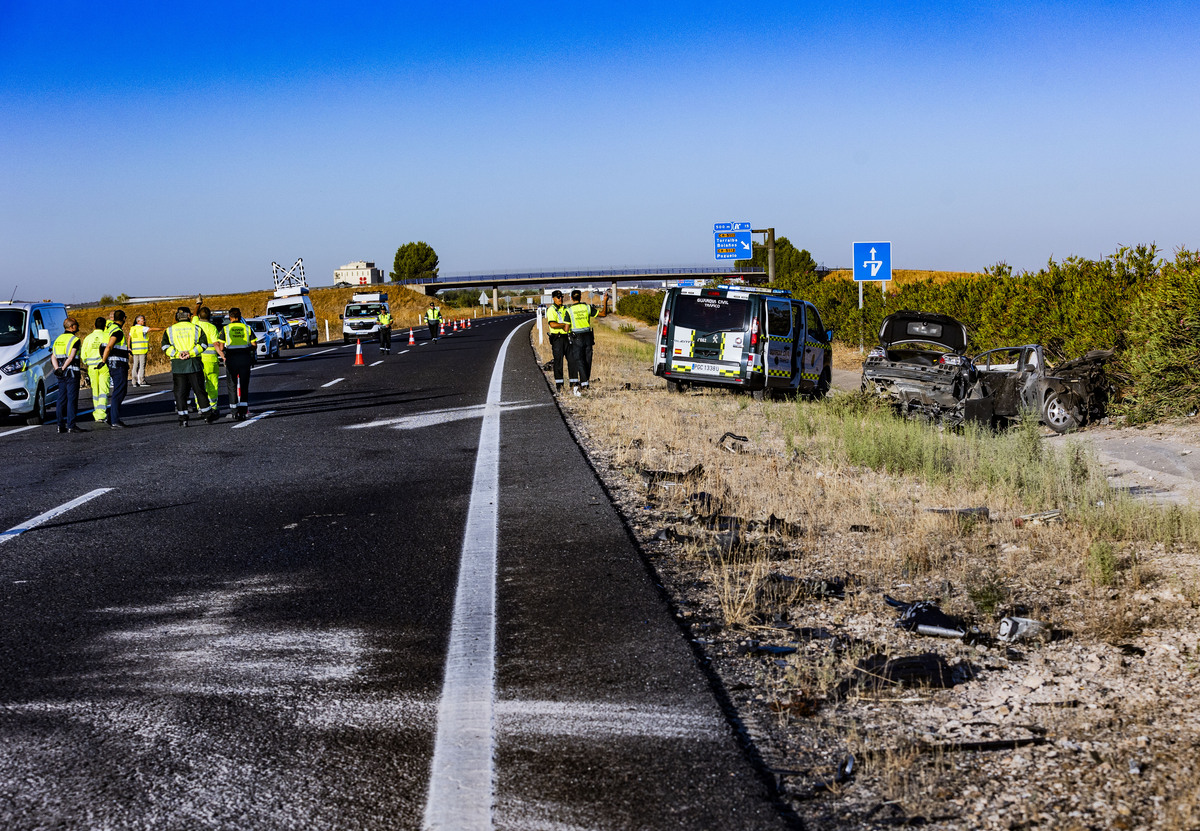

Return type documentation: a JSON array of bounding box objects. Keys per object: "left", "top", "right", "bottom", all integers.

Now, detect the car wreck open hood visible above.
[{"left": 878, "top": 311, "right": 968, "bottom": 353}]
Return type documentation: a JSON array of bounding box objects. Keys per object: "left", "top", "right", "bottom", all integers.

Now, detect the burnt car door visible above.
[{"left": 974, "top": 347, "right": 1026, "bottom": 417}]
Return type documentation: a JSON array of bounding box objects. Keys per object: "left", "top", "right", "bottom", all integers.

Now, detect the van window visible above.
[
  {"left": 673, "top": 296, "right": 747, "bottom": 333},
  {"left": 766, "top": 300, "right": 792, "bottom": 336},
  {"left": 0, "top": 309, "right": 25, "bottom": 347},
  {"left": 270, "top": 302, "right": 307, "bottom": 318},
  {"left": 805, "top": 304, "right": 828, "bottom": 342}
]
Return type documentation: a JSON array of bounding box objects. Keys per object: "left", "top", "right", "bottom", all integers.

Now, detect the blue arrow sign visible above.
[{"left": 853, "top": 241, "right": 892, "bottom": 281}]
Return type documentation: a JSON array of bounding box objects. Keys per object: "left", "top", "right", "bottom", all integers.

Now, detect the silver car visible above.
[{"left": 261, "top": 312, "right": 294, "bottom": 349}]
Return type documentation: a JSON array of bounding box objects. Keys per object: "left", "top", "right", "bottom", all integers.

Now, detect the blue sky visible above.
[{"left": 2, "top": 1, "right": 1198, "bottom": 301}]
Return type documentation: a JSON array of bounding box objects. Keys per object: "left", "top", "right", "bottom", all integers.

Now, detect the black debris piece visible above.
[
  {"left": 852, "top": 652, "right": 956, "bottom": 690},
  {"left": 924, "top": 506, "right": 990, "bottom": 520},
  {"left": 849, "top": 524, "right": 875, "bottom": 533},
  {"left": 762, "top": 513, "right": 806, "bottom": 537},
  {"left": 885, "top": 595, "right": 968, "bottom": 638},
  {"left": 637, "top": 463, "right": 704, "bottom": 485},
  {"left": 718, "top": 431, "right": 750, "bottom": 453}
]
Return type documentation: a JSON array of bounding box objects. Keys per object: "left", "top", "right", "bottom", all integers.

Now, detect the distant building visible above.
[{"left": 334, "top": 261, "right": 385, "bottom": 287}]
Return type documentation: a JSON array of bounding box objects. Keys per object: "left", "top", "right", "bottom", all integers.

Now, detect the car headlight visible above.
[{"left": 1, "top": 355, "right": 29, "bottom": 375}]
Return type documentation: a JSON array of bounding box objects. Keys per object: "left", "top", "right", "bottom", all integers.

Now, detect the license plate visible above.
[{"left": 692, "top": 362, "right": 719, "bottom": 374}]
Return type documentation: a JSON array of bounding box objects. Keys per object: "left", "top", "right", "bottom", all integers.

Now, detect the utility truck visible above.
[{"left": 341, "top": 293, "right": 390, "bottom": 343}]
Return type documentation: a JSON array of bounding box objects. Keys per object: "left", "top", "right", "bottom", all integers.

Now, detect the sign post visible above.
[{"left": 853, "top": 241, "right": 892, "bottom": 353}]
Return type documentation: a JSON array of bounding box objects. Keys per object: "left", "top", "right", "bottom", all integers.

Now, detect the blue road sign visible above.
[
  {"left": 853, "top": 241, "right": 892, "bottom": 281},
  {"left": 715, "top": 222, "right": 753, "bottom": 260}
]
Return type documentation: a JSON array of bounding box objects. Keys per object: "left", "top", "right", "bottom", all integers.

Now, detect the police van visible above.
[
  {"left": 0, "top": 300, "right": 68, "bottom": 424},
  {"left": 340, "top": 292, "right": 390, "bottom": 343},
  {"left": 265, "top": 286, "right": 319, "bottom": 347},
  {"left": 653, "top": 284, "right": 832, "bottom": 399}
]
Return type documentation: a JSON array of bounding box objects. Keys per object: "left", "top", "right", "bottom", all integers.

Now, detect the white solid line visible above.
[
  {"left": 322, "top": 377, "right": 345, "bottom": 388},
  {"left": 0, "top": 425, "right": 38, "bottom": 438},
  {"left": 0, "top": 488, "right": 114, "bottom": 545},
  {"left": 231, "top": 410, "right": 275, "bottom": 429},
  {"left": 369, "top": 360, "right": 384, "bottom": 367},
  {"left": 125, "top": 390, "right": 166, "bottom": 403},
  {"left": 423, "top": 323, "right": 523, "bottom": 831},
  {"left": 399, "top": 349, "right": 410, "bottom": 355},
  {"left": 250, "top": 362, "right": 277, "bottom": 371}
]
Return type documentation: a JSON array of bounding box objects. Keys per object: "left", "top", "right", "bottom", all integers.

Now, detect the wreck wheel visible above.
[{"left": 1042, "top": 391, "right": 1079, "bottom": 433}]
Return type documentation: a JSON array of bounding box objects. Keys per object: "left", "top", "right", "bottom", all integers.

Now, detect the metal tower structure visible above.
[{"left": 271, "top": 258, "right": 307, "bottom": 291}]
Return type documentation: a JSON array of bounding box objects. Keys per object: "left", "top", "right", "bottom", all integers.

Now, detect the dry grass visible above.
[
  {"left": 535, "top": 320, "right": 1200, "bottom": 638},
  {"left": 70, "top": 285, "right": 495, "bottom": 376},
  {"left": 823, "top": 269, "right": 982, "bottom": 286}
]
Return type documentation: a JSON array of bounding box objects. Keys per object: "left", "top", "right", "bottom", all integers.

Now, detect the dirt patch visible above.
[{"left": 541, "top": 321, "right": 1200, "bottom": 830}]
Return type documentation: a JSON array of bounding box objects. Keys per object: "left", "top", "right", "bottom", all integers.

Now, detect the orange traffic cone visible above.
[
  {"left": 466, "top": 318, "right": 471, "bottom": 329},
  {"left": 454, "top": 319, "right": 460, "bottom": 332},
  {"left": 353, "top": 339, "right": 364, "bottom": 366},
  {"left": 440, "top": 320, "right": 445, "bottom": 336},
  {"left": 408, "top": 328, "right": 415, "bottom": 345}
]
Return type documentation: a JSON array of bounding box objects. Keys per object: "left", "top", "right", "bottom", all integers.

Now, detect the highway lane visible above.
[{"left": 0, "top": 316, "right": 786, "bottom": 830}]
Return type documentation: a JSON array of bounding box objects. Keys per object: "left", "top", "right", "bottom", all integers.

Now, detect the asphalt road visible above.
[{"left": 0, "top": 317, "right": 786, "bottom": 830}]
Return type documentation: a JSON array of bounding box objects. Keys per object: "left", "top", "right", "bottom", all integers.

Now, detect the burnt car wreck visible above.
[{"left": 861, "top": 311, "right": 1113, "bottom": 433}]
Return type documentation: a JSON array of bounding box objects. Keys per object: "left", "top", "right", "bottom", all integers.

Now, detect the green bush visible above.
[
  {"left": 616, "top": 291, "right": 664, "bottom": 325},
  {"left": 1120, "top": 249, "right": 1200, "bottom": 422}
]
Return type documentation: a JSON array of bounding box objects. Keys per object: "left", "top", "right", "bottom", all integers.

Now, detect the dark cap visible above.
[{"left": 551, "top": 290, "right": 563, "bottom": 299}]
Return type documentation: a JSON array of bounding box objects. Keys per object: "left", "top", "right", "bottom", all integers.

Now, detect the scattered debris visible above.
[
  {"left": 687, "top": 491, "right": 722, "bottom": 516},
  {"left": 885, "top": 596, "right": 968, "bottom": 639},
  {"left": 998, "top": 616, "right": 1049, "bottom": 643},
  {"left": 1014, "top": 509, "right": 1063, "bottom": 527},
  {"left": 637, "top": 463, "right": 704, "bottom": 486},
  {"left": 925, "top": 506, "right": 990, "bottom": 520},
  {"left": 762, "top": 513, "right": 806, "bottom": 537},
  {"left": 718, "top": 431, "right": 750, "bottom": 453},
  {"left": 849, "top": 524, "right": 875, "bottom": 533}
]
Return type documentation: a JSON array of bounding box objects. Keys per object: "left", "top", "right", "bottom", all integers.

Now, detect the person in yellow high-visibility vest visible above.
[
  {"left": 425, "top": 302, "right": 442, "bottom": 343},
  {"left": 162, "top": 306, "right": 217, "bottom": 427},
  {"left": 377, "top": 309, "right": 393, "bottom": 354},
  {"left": 80, "top": 317, "right": 110, "bottom": 421},
  {"left": 565, "top": 289, "right": 597, "bottom": 396},
  {"left": 545, "top": 290, "right": 573, "bottom": 394},
  {"left": 51, "top": 317, "right": 84, "bottom": 433},
  {"left": 192, "top": 306, "right": 222, "bottom": 417},
  {"left": 128, "top": 314, "right": 152, "bottom": 386},
  {"left": 220, "top": 307, "right": 257, "bottom": 421}
]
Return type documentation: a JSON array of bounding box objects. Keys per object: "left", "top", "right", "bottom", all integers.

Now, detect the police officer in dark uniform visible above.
[
  {"left": 221, "top": 307, "right": 257, "bottom": 421},
  {"left": 51, "top": 317, "right": 84, "bottom": 433},
  {"left": 100, "top": 309, "right": 130, "bottom": 427}
]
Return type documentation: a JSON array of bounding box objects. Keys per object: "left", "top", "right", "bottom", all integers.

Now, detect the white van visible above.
[
  {"left": 341, "top": 292, "right": 389, "bottom": 343},
  {"left": 0, "top": 300, "right": 69, "bottom": 424},
  {"left": 265, "top": 287, "right": 319, "bottom": 347},
  {"left": 653, "top": 284, "right": 832, "bottom": 399}
]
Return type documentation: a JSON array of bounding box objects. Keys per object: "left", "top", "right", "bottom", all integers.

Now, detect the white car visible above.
[{"left": 246, "top": 318, "right": 280, "bottom": 358}]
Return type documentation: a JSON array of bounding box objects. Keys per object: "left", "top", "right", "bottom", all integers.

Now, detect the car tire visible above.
[
  {"left": 666, "top": 379, "right": 688, "bottom": 394},
  {"left": 26, "top": 383, "right": 46, "bottom": 425},
  {"left": 1042, "top": 390, "right": 1078, "bottom": 433}
]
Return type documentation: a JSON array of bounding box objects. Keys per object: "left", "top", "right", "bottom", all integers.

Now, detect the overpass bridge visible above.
[{"left": 403, "top": 266, "right": 769, "bottom": 311}]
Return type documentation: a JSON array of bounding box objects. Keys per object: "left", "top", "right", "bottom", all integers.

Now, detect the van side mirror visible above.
[
  {"left": 339, "top": 314, "right": 344, "bottom": 320},
  {"left": 31, "top": 329, "right": 50, "bottom": 350}
]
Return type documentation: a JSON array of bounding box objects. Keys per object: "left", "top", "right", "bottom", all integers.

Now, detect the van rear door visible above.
[{"left": 666, "top": 289, "right": 749, "bottom": 380}]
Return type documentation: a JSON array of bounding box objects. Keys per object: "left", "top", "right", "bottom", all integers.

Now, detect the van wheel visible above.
[
  {"left": 666, "top": 379, "right": 688, "bottom": 394},
  {"left": 814, "top": 366, "right": 832, "bottom": 400},
  {"left": 310, "top": 332, "right": 318, "bottom": 346},
  {"left": 751, "top": 387, "right": 768, "bottom": 402},
  {"left": 27, "top": 384, "right": 46, "bottom": 425}
]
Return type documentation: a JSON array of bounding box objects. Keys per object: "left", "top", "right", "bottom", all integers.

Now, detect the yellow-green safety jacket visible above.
[
  {"left": 566, "top": 302, "right": 596, "bottom": 332},
  {"left": 128, "top": 324, "right": 150, "bottom": 355},
  {"left": 194, "top": 320, "right": 220, "bottom": 363},
  {"left": 81, "top": 329, "right": 107, "bottom": 369},
  {"left": 546, "top": 304, "right": 570, "bottom": 334},
  {"left": 426, "top": 307, "right": 442, "bottom": 322},
  {"left": 222, "top": 320, "right": 255, "bottom": 350},
  {"left": 378, "top": 312, "right": 393, "bottom": 327},
  {"left": 53, "top": 333, "right": 81, "bottom": 371}
]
